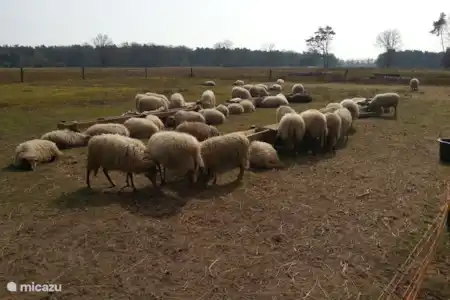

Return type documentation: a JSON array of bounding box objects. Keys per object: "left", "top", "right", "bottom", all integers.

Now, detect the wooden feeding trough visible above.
[{"left": 237, "top": 123, "right": 278, "bottom": 144}]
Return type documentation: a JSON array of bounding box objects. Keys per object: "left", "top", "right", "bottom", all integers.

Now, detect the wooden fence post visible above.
[
  {"left": 145, "top": 67, "right": 148, "bottom": 78},
  {"left": 269, "top": 69, "right": 272, "bottom": 80},
  {"left": 81, "top": 67, "right": 85, "bottom": 80},
  {"left": 190, "top": 67, "right": 193, "bottom": 77},
  {"left": 20, "top": 68, "right": 24, "bottom": 83}
]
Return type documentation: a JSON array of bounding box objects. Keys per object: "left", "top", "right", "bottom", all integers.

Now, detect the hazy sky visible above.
[{"left": 1, "top": 0, "right": 448, "bottom": 59}]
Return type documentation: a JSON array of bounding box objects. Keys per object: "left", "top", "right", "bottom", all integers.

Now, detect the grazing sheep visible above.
[
  {"left": 256, "top": 83, "right": 269, "bottom": 91},
  {"left": 292, "top": 83, "right": 305, "bottom": 94},
  {"left": 248, "top": 141, "right": 283, "bottom": 169},
  {"left": 198, "top": 90, "right": 216, "bottom": 108},
  {"left": 276, "top": 105, "right": 296, "bottom": 123},
  {"left": 334, "top": 108, "right": 352, "bottom": 145},
  {"left": 231, "top": 86, "right": 252, "bottom": 99},
  {"left": 233, "top": 80, "right": 245, "bottom": 86},
  {"left": 203, "top": 80, "right": 216, "bottom": 86},
  {"left": 340, "top": 99, "right": 360, "bottom": 121},
  {"left": 199, "top": 132, "right": 250, "bottom": 185},
  {"left": 176, "top": 121, "right": 220, "bottom": 142},
  {"left": 123, "top": 117, "right": 160, "bottom": 139},
  {"left": 228, "top": 103, "right": 245, "bottom": 115},
  {"left": 410, "top": 78, "right": 420, "bottom": 91},
  {"left": 40, "top": 129, "right": 90, "bottom": 149},
  {"left": 174, "top": 110, "right": 206, "bottom": 126},
  {"left": 276, "top": 113, "right": 306, "bottom": 153},
  {"left": 146, "top": 131, "right": 203, "bottom": 185},
  {"left": 13, "top": 139, "right": 63, "bottom": 170},
  {"left": 84, "top": 123, "right": 130, "bottom": 137},
  {"left": 299, "top": 109, "right": 328, "bottom": 156},
  {"left": 270, "top": 84, "right": 282, "bottom": 92},
  {"left": 351, "top": 97, "right": 370, "bottom": 106},
  {"left": 367, "top": 92, "right": 400, "bottom": 117},
  {"left": 324, "top": 112, "right": 342, "bottom": 154},
  {"left": 215, "top": 104, "right": 229, "bottom": 117},
  {"left": 326, "top": 102, "right": 343, "bottom": 112},
  {"left": 136, "top": 94, "right": 169, "bottom": 112},
  {"left": 255, "top": 94, "right": 289, "bottom": 108},
  {"left": 169, "top": 93, "right": 186, "bottom": 109},
  {"left": 286, "top": 93, "right": 312, "bottom": 103},
  {"left": 276, "top": 79, "right": 284, "bottom": 84},
  {"left": 250, "top": 85, "right": 270, "bottom": 97},
  {"left": 145, "top": 115, "right": 165, "bottom": 130},
  {"left": 240, "top": 99, "right": 256, "bottom": 113},
  {"left": 199, "top": 108, "right": 226, "bottom": 125},
  {"left": 243, "top": 84, "right": 253, "bottom": 91}
]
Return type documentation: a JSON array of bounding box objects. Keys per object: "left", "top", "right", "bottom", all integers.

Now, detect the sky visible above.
[{"left": 1, "top": 0, "right": 448, "bottom": 60}]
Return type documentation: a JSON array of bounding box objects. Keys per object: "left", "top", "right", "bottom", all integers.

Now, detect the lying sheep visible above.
[
  {"left": 292, "top": 83, "right": 305, "bottom": 94},
  {"left": 146, "top": 131, "right": 203, "bottom": 185},
  {"left": 176, "top": 121, "right": 220, "bottom": 142},
  {"left": 286, "top": 93, "right": 312, "bottom": 103},
  {"left": 84, "top": 123, "right": 130, "bottom": 137},
  {"left": 169, "top": 93, "right": 185, "bottom": 109},
  {"left": 231, "top": 86, "right": 252, "bottom": 100},
  {"left": 255, "top": 94, "right": 289, "bottom": 108},
  {"left": 248, "top": 141, "right": 283, "bottom": 169},
  {"left": 136, "top": 94, "right": 169, "bottom": 112},
  {"left": 340, "top": 99, "right": 360, "bottom": 121},
  {"left": 198, "top": 90, "right": 216, "bottom": 108},
  {"left": 123, "top": 117, "right": 160, "bottom": 139},
  {"left": 203, "top": 80, "right": 216, "bottom": 86},
  {"left": 276, "top": 105, "right": 295, "bottom": 123},
  {"left": 256, "top": 84, "right": 269, "bottom": 91},
  {"left": 228, "top": 97, "right": 242, "bottom": 104},
  {"left": 199, "top": 132, "right": 250, "bottom": 185},
  {"left": 410, "top": 78, "right": 419, "bottom": 91},
  {"left": 215, "top": 104, "right": 229, "bottom": 117},
  {"left": 367, "top": 92, "right": 400, "bottom": 117},
  {"left": 233, "top": 80, "right": 245, "bottom": 86},
  {"left": 13, "top": 139, "right": 63, "bottom": 170},
  {"left": 270, "top": 84, "right": 282, "bottom": 92},
  {"left": 40, "top": 129, "right": 90, "bottom": 149},
  {"left": 228, "top": 103, "right": 245, "bottom": 115},
  {"left": 250, "top": 85, "right": 269, "bottom": 97},
  {"left": 199, "top": 108, "right": 226, "bottom": 125},
  {"left": 243, "top": 84, "right": 253, "bottom": 91},
  {"left": 299, "top": 109, "right": 328, "bottom": 156},
  {"left": 240, "top": 99, "right": 256, "bottom": 113},
  {"left": 145, "top": 115, "right": 165, "bottom": 130},
  {"left": 174, "top": 110, "right": 206, "bottom": 126},
  {"left": 324, "top": 112, "right": 341, "bottom": 154},
  {"left": 276, "top": 79, "right": 284, "bottom": 84},
  {"left": 276, "top": 112, "right": 306, "bottom": 153},
  {"left": 334, "top": 107, "right": 352, "bottom": 145}
]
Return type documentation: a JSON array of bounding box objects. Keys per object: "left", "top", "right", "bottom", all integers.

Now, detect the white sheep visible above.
[
  {"left": 227, "top": 103, "right": 245, "bottom": 115},
  {"left": 410, "top": 78, "right": 419, "bottom": 91},
  {"left": 231, "top": 86, "right": 252, "bottom": 99},
  {"left": 199, "top": 132, "right": 250, "bottom": 185},
  {"left": 298, "top": 109, "right": 328, "bottom": 155},
  {"left": 243, "top": 84, "right": 253, "bottom": 91},
  {"left": 256, "top": 83, "right": 269, "bottom": 91},
  {"left": 249, "top": 85, "right": 269, "bottom": 97},
  {"left": 146, "top": 131, "right": 203, "bottom": 185},
  {"left": 145, "top": 114, "right": 165, "bottom": 130},
  {"left": 255, "top": 94, "right": 289, "bottom": 108},
  {"left": 123, "top": 117, "right": 160, "bottom": 139},
  {"left": 233, "top": 80, "right": 245, "bottom": 86},
  {"left": 367, "top": 92, "right": 400, "bottom": 117},
  {"left": 176, "top": 121, "right": 221, "bottom": 142},
  {"left": 215, "top": 104, "right": 229, "bottom": 117},
  {"left": 199, "top": 108, "right": 226, "bottom": 125},
  {"left": 340, "top": 99, "right": 360, "bottom": 121},
  {"left": 40, "top": 129, "right": 90, "bottom": 149},
  {"left": 276, "top": 79, "right": 285, "bottom": 84},
  {"left": 143, "top": 92, "right": 170, "bottom": 107},
  {"left": 86, "top": 134, "right": 157, "bottom": 190},
  {"left": 136, "top": 94, "right": 168, "bottom": 112},
  {"left": 174, "top": 110, "right": 206, "bottom": 126},
  {"left": 228, "top": 97, "right": 242, "bottom": 103},
  {"left": 198, "top": 90, "right": 216, "bottom": 108},
  {"left": 84, "top": 123, "right": 130, "bottom": 137},
  {"left": 334, "top": 107, "right": 352, "bottom": 145},
  {"left": 326, "top": 102, "right": 343, "bottom": 112},
  {"left": 203, "top": 80, "right": 216, "bottom": 86},
  {"left": 276, "top": 112, "right": 306, "bottom": 153},
  {"left": 276, "top": 105, "right": 296, "bottom": 123},
  {"left": 169, "top": 93, "right": 186, "bottom": 109},
  {"left": 240, "top": 99, "right": 256, "bottom": 113},
  {"left": 292, "top": 83, "right": 305, "bottom": 94},
  {"left": 13, "top": 139, "right": 63, "bottom": 170},
  {"left": 270, "top": 83, "right": 282, "bottom": 92},
  {"left": 324, "top": 112, "right": 342, "bottom": 154},
  {"left": 249, "top": 141, "right": 283, "bottom": 169}
]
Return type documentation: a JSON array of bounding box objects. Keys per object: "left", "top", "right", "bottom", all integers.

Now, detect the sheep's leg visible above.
[
  {"left": 237, "top": 165, "right": 245, "bottom": 182},
  {"left": 102, "top": 168, "right": 116, "bottom": 188},
  {"left": 129, "top": 173, "right": 137, "bottom": 191},
  {"left": 393, "top": 106, "right": 397, "bottom": 118},
  {"left": 86, "top": 169, "right": 92, "bottom": 188},
  {"left": 119, "top": 173, "right": 132, "bottom": 191},
  {"left": 211, "top": 171, "right": 218, "bottom": 185},
  {"left": 161, "top": 167, "right": 167, "bottom": 185}
]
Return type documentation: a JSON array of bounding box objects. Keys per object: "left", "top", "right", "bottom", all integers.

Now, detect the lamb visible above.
[
  {"left": 249, "top": 141, "right": 284, "bottom": 169},
  {"left": 276, "top": 79, "right": 284, "bottom": 84},
  {"left": 136, "top": 94, "right": 169, "bottom": 112},
  {"left": 276, "top": 112, "right": 306, "bottom": 153},
  {"left": 340, "top": 99, "right": 360, "bottom": 121},
  {"left": 249, "top": 85, "right": 270, "bottom": 97},
  {"left": 84, "top": 123, "right": 130, "bottom": 137},
  {"left": 334, "top": 107, "right": 352, "bottom": 145},
  {"left": 13, "top": 139, "right": 63, "bottom": 170},
  {"left": 270, "top": 83, "right": 282, "bottom": 92},
  {"left": 410, "top": 78, "right": 419, "bottom": 91},
  {"left": 145, "top": 115, "right": 165, "bottom": 130},
  {"left": 298, "top": 109, "right": 328, "bottom": 155},
  {"left": 324, "top": 112, "right": 342, "bottom": 154},
  {"left": 227, "top": 103, "right": 245, "bottom": 115},
  {"left": 231, "top": 86, "right": 252, "bottom": 99},
  {"left": 239, "top": 99, "right": 256, "bottom": 113},
  {"left": 276, "top": 105, "right": 296, "bottom": 123},
  {"left": 199, "top": 132, "right": 250, "bottom": 185},
  {"left": 255, "top": 94, "right": 289, "bottom": 108},
  {"left": 233, "top": 80, "right": 245, "bottom": 86},
  {"left": 85, "top": 134, "right": 157, "bottom": 191},
  {"left": 199, "top": 108, "right": 226, "bottom": 125},
  {"left": 292, "top": 83, "right": 305, "bottom": 94},
  {"left": 215, "top": 104, "right": 229, "bottom": 117},
  {"left": 198, "top": 90, "right": 216, "bottom": 108},
  {"left": 176, "top": 121, "right": 220, "bottom": 142},
  {"left": 174, "top": 110, "right": 206, "bottom": 126},
  {"left": 367, "top": 92, "right": 400, "bottom": 117},
  {"left": 169, "top": 93, "right": 186, "bottom": 109},
  {"left": 123, "top": 117, "right": 160, "bottom": 139},
  {"left": 146, "top": 131, "right": 203, "bottom": 185},
  {"left": 40, "top": 129, "right": 90, "bottom": 149}
]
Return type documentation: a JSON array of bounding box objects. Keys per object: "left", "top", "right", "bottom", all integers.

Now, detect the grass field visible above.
[{"left": 0, "top": 68, "right": 449, "bottom": 299}]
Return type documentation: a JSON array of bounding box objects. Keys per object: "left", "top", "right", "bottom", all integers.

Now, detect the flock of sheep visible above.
[{"left": 12, "top": 77, "right": 407, "bottom": 192}]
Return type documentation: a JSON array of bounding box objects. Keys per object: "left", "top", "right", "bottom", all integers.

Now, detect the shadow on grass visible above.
[
  {"left": 164, "top": 177, "right": 242, "bottom": 200},
  {"left": 1, "top": 164, "right": 30, "bottom": 173}
]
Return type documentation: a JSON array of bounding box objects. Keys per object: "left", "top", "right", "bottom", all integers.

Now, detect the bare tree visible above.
[
  {"left": 430, "top": 12, "right": 448, "bottom": 52},
  {"left": 305, "top": 25, "right": 336, "bottom": 68},
  {"left": 375, "top": 29, "right": 402, "bottom": 68},
  {"left": 213, "top": 39, "right": 234, "bottom": 49},
  {"left": 261, "top": 43, "right": 276, "bottom": 51},
  {"left": 92, "top": 33, "right": 113, "bottom": 48}
]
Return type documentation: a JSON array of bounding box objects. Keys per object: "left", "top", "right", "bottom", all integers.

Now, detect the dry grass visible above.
[{"left": 0, "top": 70, "right": 449, "bottom": 299}]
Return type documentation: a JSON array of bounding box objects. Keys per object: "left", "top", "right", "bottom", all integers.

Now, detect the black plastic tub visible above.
[{"left": 437, "top": 138, "right": 450, "bottom": 163}]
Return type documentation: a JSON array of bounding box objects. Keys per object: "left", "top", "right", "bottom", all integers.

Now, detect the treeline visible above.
[{"left": 375, "top": 49, "right": 450, "bottom": 68}]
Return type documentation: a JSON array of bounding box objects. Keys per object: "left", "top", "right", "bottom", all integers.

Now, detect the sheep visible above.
[
  {"left": 276, "top": 112, "right": 306, "bottom": 153},
  {"left": 145, "top": 115, "right": 165, "bottom": 130},
  {"left": 228, "top": 103, "right": 245, "bottom": 115},
  {"left": 276, "top": 79, "right": 284, "bottom": 84},
  {"left": 136, "top": 94, "right": 168, "bottom": 112},
  {"left": 340, "top": 99, "right": 360, "bottom": 121},
  {"left": 174, "top": 110, "right": 206, "bottom": 126},
  {"left": 334, "top": 107, "right": 352, "bottom": 145},
  {"left": 351, "top": 97, "right": 370, "bottom": 106},
  {"left": 367, "top": 92, "right": 400, "bottom": 117},
  {"left": 249, "top": 85, "right": 270, "bottom": 97},
  {"left": 203, "top": 80, "right": 216, "bottom": 86},
  {"left": 231, "top": 86, "right": 252, "bottom": 99},
  {"left": 243, "top": 84, "right": 253, "bottom": 91},
  {"left": 256, "top": 83, "right": 269, "bottom": 91},
  {"left": 215, "top": 104, "right": 229, "bottom": 117},
  {"left": 176, "top": 121, "right": 220, "bottom": 142},
  {"left": 228, "top": 97, "right": 242, "bottom": 104},
  {"left": 169, "top": 93, "right": 186, "bottom": 109},
  {"left": 410, "top": 78, "right": 419, "bottom": 91},
  {"left": 233, "top": 80, "right": 245, "bottom": 86},
  {"left": 326, "top": 102, "right": 343, "bottom": 112},
  {"left": 199, "top": 108, "right": 226, "bottom": 125},
  {"left": 276, "top": 105, "right": 295, "bottom": 123},
  {"left": 146, "top": 131, "right": 203, "bottom": 185},
  {"left": 85, "top": 134, "right": 157, "bottom": 190},
  {"left": 298, "top": 109, "right": 328, "bottom": 156},
  {"left": 198, "top": 90, "right": 216, "bottom": 108},
  {"left": 286, "top": 93, "right": 312, "bottom": 103},
  {"left": 249, "top": 141, "right": 283, "bottom": 169},
  {"left": 199, "top": 132, "right": 250, "bottom": 185},
  {"left": 13, "top": 139, "right": 63, "bottom": 170},
  {"left": 123, "top": 117, "right": 160, "bottom": 139},
  {"left": 270, "top": 84, "right": 282, "bottom": 92},
  {"left": 324, "top": 112, "right": 342, "bottom": 154},
  {"left": 240, "top": 99, "right": 256, "bottom": 113},
  {"left": 84, "top": 123, "right": 130, "bottom": 137},
  {"left": 40, "top": 129, "right": 90, "bottom": 149},
  {"left": 255, "top": 94, "right": 289, "bottom": 108},
  {"left": 292, "top": 83, "right": 305, "bottom": 94}
]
